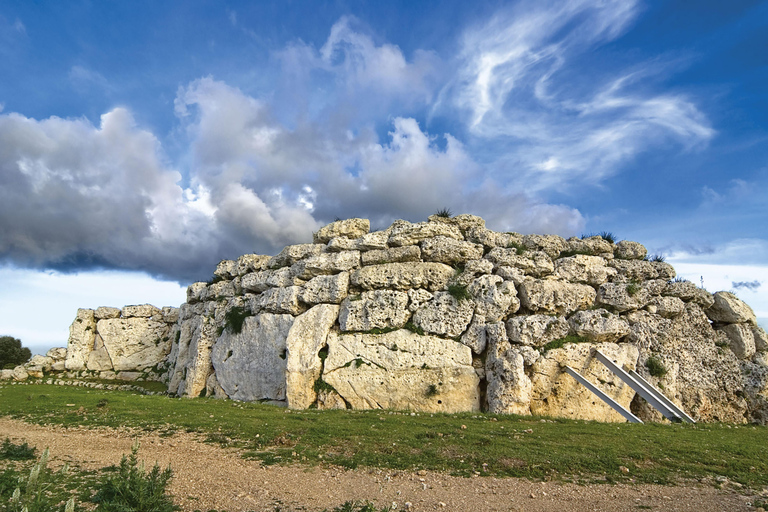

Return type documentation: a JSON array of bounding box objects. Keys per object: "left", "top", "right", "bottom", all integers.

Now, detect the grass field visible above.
[{"left": 1, "top": 383, "right": 766, "bottom": 490}]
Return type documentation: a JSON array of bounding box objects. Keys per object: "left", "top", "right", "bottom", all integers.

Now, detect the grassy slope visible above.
[{"left": 0, "top": 384, "right": 766, "bottom": 488}]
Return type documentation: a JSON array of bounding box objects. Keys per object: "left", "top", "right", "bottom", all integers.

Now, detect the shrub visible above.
[
  {"left": 4, "top": 447, "right": 76, "bottom": 512},
  {"left": 434, "top": 208, "right": 453, "bottom": 218},
  {"left": 223, "top": 306, "right": 251, "bottom": 335},
  {"left": 645, "top": 254, "right": 666, "bottom": 263},
  {"left": 506, "top": 241, "right": 527, "bottom": 255},
  {"left": 0, "top": 438, "right": 36, "bottom": 460},
  {"left": 645, "top": 356, "right": 667, "bottom": 378},
  {"left": 598, "top": 231, "right": 617, "bottom": 243},
  {"left": 626, "top": 282, "right": 640, "bottom": 296},
  {"left": 91, "top": 441, "right": 179, "bottom": 512},
  {"left": 447, "top": 283, "right": 471, "bottom": 302},
  {"left": 0, "top": 336, "right": 31, "bottom": 369}
]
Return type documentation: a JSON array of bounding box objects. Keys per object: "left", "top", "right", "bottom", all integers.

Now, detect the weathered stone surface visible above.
[
  {"left": 214, "top": 259, "right": 238, "bottom": 279},
  {"left": 211, "top": 314, "right": 295, "bottom": 402},
  {"left": 161, "top": 307, "right": 180, "bottom": 324},
  {"left": 286, "top": 305, "right": 340, "bottom": 409},
  {"left": 564, "top": 236, "right": 614, "bottom": 257},
  {"left": 427, "top": 213, "right": 486, "bottom": 232},
  {"left": 715, "top": 323, "right": 756, "bottom": 359},
  {"left": 12, "top": 365, "right": 28, "bottom": 381},
  {"left": 315, "top": 389, "right": 347, "bottom": 410},
  {"left": 494, "top": 266, "right": 526, "bottom": 286},
  {"left": 663, "top": 280, "right": 698, "bottom": 300},
  {"left": 608, "top": 259, "right": 658, "bottom": 282},
  {"left": 323, "top": 330, "right": 480, "bottom": 412},
  {"left": 460, "top": 315, "right": 487, "bottom": 354},
  {"left": 236, "top": 254, "right": 270, "bottom": 276},
  {"left": 412, "top": 291, "right": 474, "bottom": 338},
  {"left": 652, "top": 261, "right": 676, "bottom": 280},
  {"left": 46, "top": 347, "right": 67, "bottom": 360},
  {"left": 648, "top": 296, "right": 685, "bottom": 319},
  {"left": 465, "top": 259, "right": 494, "bottom": 275},
  {"left": 614, "top": 240, "right": 647, "bottom": 260},
  {"left": 269, "top": 244, "right": 324, "bottom": 268},
  {"left": 506, "top": 314, "right": 569, "bottom": 348},
  {"left": 186, "top": 282, "right": 208, "bottom": 304},
  {"left": 65, "top": 309, "right": 97, "bottom": 371},
  {"left": 522, "top": 234, "right": 568, "bottom": 259},
  {"left": 485, "top": 248, "right": 554, "bottom": 277},
  {"left": 207, "top": 280, "right": 236, "bottom": 299},
  {"left": 706, "top": 291, "right": 757, "bottom": 324},
  {"left": 242, "top": 268, "right": 300, "bottom": 293},
  {"left": 291, "top": 251, "right": 360, "bottom": 280},
  {"left": 356, "top": 231, "right": 389, "bottom": 251},
  {"left": 95, "top": 306, "right": 121, "bottom": 320},
  {"left": 339, "top": 290, "right": 410, "bottom": 332},
  {"left": 568, "top": 309, "right": 629, "bottom": 343},
  {"left": 254, "top": 286, "right": 306, "bottom": 315},
  {"left": 595, "top": 282, "right": 651, "bottom": 313},
  {"left": 518, "top": 279, "right": 596, "bottom": 316},
  {"left": 314, "top": 218, "right": 370, "bottom": 243},
  {"left": 467, "top": 275, "right": 519, "bottom": 322},
  {"left": 326, "top": 237, "right": 358, "bottom": 252},
  {"left": 97, "top": 317, "right": 172, "bottom": 371},
  {"left": 122, "top": 304, "right": 161, "bottom": 318},
  {"left": 420, "top": 237, "right": 483, "bottom": 265},
  {"left": 554, "top": 255, "right": 616, "bottom": 286},
  {"left": 299, "top": 272, "right": 349, "bottom": 305},
  {"left": 86, "top": 334, "right": 113, "bottom": 371},
  {"left": 407, "top": 288, "right": 433, "bottom": 312},
  {"left": 388, "top": 221, "right": 463, "bottom": 247},
  {"left": 361, "top": 246, "right": 421, "bottom": 265},
  {"left": 205, "top": 373, "right": 228, "bottom": 399},
  {"left": 753, "top": 325, "right": 768, "bottom": 352},
  {"left": 168, "top": 314, "right": 218, "bottom": 397},
  {"left": 530, "top": 343, "right": 639, "bottom": 422},
  {"left": 485, "top": 322, "right": 532, "bottom": 415},
  {"left": 0, "top": 369, "right": 13, "bottom": 380},
  {"left": 351, "top": 262, "right": 454, "bottom": 291}
]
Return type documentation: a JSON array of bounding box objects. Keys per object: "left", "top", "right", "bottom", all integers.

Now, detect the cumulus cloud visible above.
[
  {"left": 733, "top": 280, "right": 761, "bottom": 291},
  {"left": 438, "top": 0, "right": 714, "bottom": 190}
]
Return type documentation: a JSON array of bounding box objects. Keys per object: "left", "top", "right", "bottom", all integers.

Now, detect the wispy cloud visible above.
[{"left": 733, "top": 280, "right": 762, "bottom": 291}]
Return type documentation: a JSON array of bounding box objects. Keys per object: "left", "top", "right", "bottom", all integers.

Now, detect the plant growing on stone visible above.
[
  {"left": 425, "top": 384, "right": 439, "bottom": 397},
  {"left": 541, "top": 335, "right": 589, "bottom": 353},
  {"left": 404, "top": 322, "right": 425, "bottom": 336},
  {"left": 506, "top": 241, "right": 526, "bottom": 255},
  {"left": 645, "top": 254, "right": 666, "bottom": 263},
  {"left": 645, "top": 356, "right": 667, "bottom": 378},
  {"left": 626, "top": 281, "right": 641, "bottom": 296},
  {"left": 223, "top": 306, "right": 251, "bottom": 335},
  {"left": 434, "top": 208, "right": 453, "bottom": 218},
  {"left": 447, "top": 283, "right": 471, "bottom": 302}
]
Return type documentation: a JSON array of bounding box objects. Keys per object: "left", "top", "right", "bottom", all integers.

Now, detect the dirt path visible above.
[{"left": 0, "top": 418, "right": 754, "bottom": 511}]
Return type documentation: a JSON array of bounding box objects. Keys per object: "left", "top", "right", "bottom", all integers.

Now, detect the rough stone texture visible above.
[
  {"left": 595, "top": 282, "right": 651, "bottom": 313},
  {"left": 86, "top": 335, "right": 113, "bottom": 371},
  {"left": 427, "top": 213, "right": 486, "bottom": 233},
  {"left": 186, "top": 282, "right": 208, "bottom": 304},
  {"left": 214, "top": 260, "right": 238, "bottom": 279},
  {"left": 122, "top": 304, "right": 161, "bottom": 318},
  {"left": 254, "top": 286, "right": 306, "bottom": 315},
  {"left": 486, "top": 322, "right": 532, "bottom": 415},
  {"left": 467, "top": 275, "right": 519, "bottom": 322},
  {"left": 11, "top": 366, "right": 28, "bottom": 381},
  {"left": 614, "top": 240, "right": 647, "bottom": 260},
  {"left": 420, "top": 237, "right": 483, "bottom": 265},
  {"left": 95, "top": 306, "right": 121, "bottom": 320},
  {"left": 652, "top": 261, "right": 676, "bottom": 280},
  {"left": 338, "top": 290, "right": 410, "bottom": 332},
  {"left": 648, "top": 296, "right": 685, "bottom": 319},
  {"left": 313, "top": 218, "right": 370, "bottom": 243},
  {"left": 554, "top": 255, "right": 616, "bottom": 286},
  {"left": 46, "top": 347, "right": 67, "bottom": 360},
  {"left": 351, "top": 262, "right": 454, "bottom": 291},
  {"left": 407, "top": 288, "right": 434, "bottom": 312},
  {"left": 564, "top": 236, "right": 614, "bottom": 257},
  {"left": 485, "top": 248, "right": 554, "bottom": 277},
  {"left": 518, "top": 279, "right": 596, "bottom": 316},
  {"left": 460, "top": 315, "right": 487, "bottom": 354},
  {"left": 361, "top": 246, "right": 421, "bottom": 266},
  {"left": 211, "top": 314, "right": 295, "bottom": 402},
  {"left": 715, "top": 323, "right": 756, "bottom": 360},
  {"left": 323, "top": 330, "right": 480, "bottom": 412},
  {"left": 753, "top": 325, "right": 768, "bottom": 352},
  {"left": 285, "top": 305, "right": 339, "bottom": 409},
  {"left": 530, "top": 343, "right": 639, "bottom": 422},
  {"left": 388, "top": 221, "right": 463, "bottom": 247},
  {"left": 269, "top": 244, "right": 324, "bottom": 268},
  {"left": 242, "top": 268, "right": 301, "bottom": 293},
  {"left": 356, "top": 231, "right": 390, "bottom": 251},
  {"left": 236, "top": 254, "right": 271, "bottom": 276},
  {"left": 292, "top": 251, "right": 360, "bottom": 280},
  {"left": 411, "top": 291, "right": 474, "bottom": 338},
  {"left": 298, "top": 272, "right": 350, "bottom": 305},
  {"left": 96, "top": 318, "right": 172, "bottom": 371},
  {"left": 506, "top": 314, "right": 570, "bottom": 348},
  {"left": 521, "top": 234, "right": 568, "bottom": 259},
  {"left": 706, "top": 291, "right": 757, "bottom": 324},
  {"left": 742, "top": 353, "right": 768, "bottom": 424},
  {"left": 608, "top": 260, "right": 658, "bottom": 282},
  {"left": 65, "top": 309, "right": 97, "bottom": 371},
  {"left": 663, "top": 280, "right": 699, "bottom": 301},
  {"left": 168, "top": 313, "right": 219, "bottom": 398},
  {"left": 568, "top": 309, "right": 630, "bottom": 343}
]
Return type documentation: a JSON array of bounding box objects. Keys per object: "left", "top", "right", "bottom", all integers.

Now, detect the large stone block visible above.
[
  {"left": 387, "top": 221, "right": 463, "bottom": 247},
  {"left": 299, "top": 272, "right": 350, "bottom": 305},
  {"left": 467, "top": 275, "right": 519, "bottom": 322},
  {"left": 313, "top": 218, "right": 370, "bottom": 243},
  {"left": 420, "top": 237, "right": 483, "bottom": 265},
  {"left": 568, "top": 309, "right": 629, "bottom": 343},
  {"left": 96, "top": 317, "right": 172, "bottom": 371},
  {"left": 65, "top": 309, "right": 97, "bottom": 371},
  {"left": 411, "top": 291, "right": 474, "bottom": 338},
  {"left": 339, "top": 290, "right": 410, "bottom": 331},
  {"left": 485, "top": 248, "right": 554, "bottom": 277},
  {"left": 291, "top": 251, "right": 361, "bottom": 280},
  {"left": 506, "top": 314, "right": 569, "bottom": 348},
  {"left": 485, "top": 322, "right": 532, "bottom": 415},
  {"left": 361, "top": 246, "right": 421, "bottom": 265},
  {"left": 715, "top": 323, "right": 756, "bottom": 360},
  {"left": 706, "top": 291, "right": 757, "bottom": 324},
  {"left": 554, "top": 255, "right": 616, "bottom": 286},
  {"left": 518, "top": 279, "right": 596, "bottom": 316},
  {"left": 351, "top": 262, "right": 454, "bottom": 291}
]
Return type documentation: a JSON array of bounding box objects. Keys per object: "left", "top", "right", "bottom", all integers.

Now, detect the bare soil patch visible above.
[{"left": 0, "top": 418, "right": 752, "bottom": 511}]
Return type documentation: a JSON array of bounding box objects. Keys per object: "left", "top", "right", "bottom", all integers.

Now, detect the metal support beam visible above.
[
  {"left": 628, "top": 369, "right": 696, "bottom": 424},
  {"left": 563, "top": 366, "right": 643, "bottom": 423}
]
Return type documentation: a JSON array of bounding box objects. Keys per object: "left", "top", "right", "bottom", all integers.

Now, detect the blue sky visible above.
[{"left": 0, "top": 0, "right": 766, "bottom": 354}]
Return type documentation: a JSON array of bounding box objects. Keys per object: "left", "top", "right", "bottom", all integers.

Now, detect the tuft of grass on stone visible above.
[
  {"left": 447, "top": 283, "right": 472, "bottom": 302},
  {"left": 434, "top": 208, "right": 453, "bottom": 218},
  {"left": 541, "top": 335, "right": 589, "bottom": 353},
  {"left": 645, "top": 356, "right": 667, "bottom": 378},
  {"left": 506, "top": 241, "right": 527, "bottom": 255},
  {"left": 598, "top": 231, "right": 617, "bottom": 244},
  {"left": 626, "top": 282, "right": 641, "bottom": 296},
  {"left": 223, "top": 306, "right": 251, "bottom": 335},
  {"left": 404, "top": 322, "right": 425, "bottom": 336}
]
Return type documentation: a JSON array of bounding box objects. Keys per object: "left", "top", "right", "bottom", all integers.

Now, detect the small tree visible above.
[{"left": 0, "top": 336, "right": 31, "bottom": 369}]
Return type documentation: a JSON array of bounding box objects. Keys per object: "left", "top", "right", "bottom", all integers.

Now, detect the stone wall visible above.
[{"left": 7, "top": 214, "right": 768, "bottom": 423}]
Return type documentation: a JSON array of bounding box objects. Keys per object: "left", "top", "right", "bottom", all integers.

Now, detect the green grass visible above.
[
  {"left": 1, "top": 438, "right": 36, "bottom": 460},
  {"left": 505, "top": 241, "right": 527, "bottom": 255},
  {"left": 541, "top": 335, "right": 589, "bottom": 352},
  {"left": 434, "top": 208, "right": 453, "bottom": 218},
  {"left": 1, "top": 385, "right": 768, "bottom": 490},
  {"left": 447, "top": 283, "right": 471, "bottom": 302},
  {"left": 645, "top": 357, "right": 667, "bottom": 378}
]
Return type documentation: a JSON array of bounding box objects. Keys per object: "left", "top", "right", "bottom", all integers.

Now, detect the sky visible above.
[{"left": 0, "top": 0, "right": 766, "bottom": 355}]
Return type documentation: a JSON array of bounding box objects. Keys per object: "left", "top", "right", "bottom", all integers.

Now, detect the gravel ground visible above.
[{"left": 0, "top": 418, "right": 755, "bottom": 512}]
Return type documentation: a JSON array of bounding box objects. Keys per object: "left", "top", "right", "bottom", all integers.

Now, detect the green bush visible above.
[
  {"left": 0, "top": 336, "right": 31, "bottom": 369},
  {"left": 91, "top": 441, "right": 179, "bottom": 512},
  {"left": 506, "top": 241, "right": 527, "bottom": 255},
  {"left": 0, "top": 438, "right": 36, "bottom": 460},
  {"left": 434, "top": 208, "right": 453, "bottom": 218},
  {"left": 447, "top": 283, "right": 471, "bottom": 302},
  {"left": 222, "top": 306, "right": 251, "bottom": 335},
  {"left": 645, "top": 356, "right": 667, "bottom": 378},
  {"left": 541, "top": 335, "right": 589, "bottom": 352},
  {"left": 4, "top": 447, "right": 75, "bottom": 512}
]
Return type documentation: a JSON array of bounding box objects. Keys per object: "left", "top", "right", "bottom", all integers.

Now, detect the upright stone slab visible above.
[{"left": 65, "top": 309, "right": 97, "bottom": 371}]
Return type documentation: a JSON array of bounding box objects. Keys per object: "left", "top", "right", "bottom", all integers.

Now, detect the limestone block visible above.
[
  {"left": 51, "top": 361, "right": 65, "bottom": 372},
  {"left": 339, "top": 290, "right": 410, "bottom": 331},
  {"left": 205, "top": 373, "right": 228, "bottom": 399},
  {"left": 608, "top": 260, "right": 658, "bottom": 282},
  {"left": 568, "top": 309, "right": 630, "bottom": 343},
  {"left": 122, "top": 304, "right": 161, "bottom": 318},
  {"left": 26, "top": 355, "right": 53, "bottom": 372},
  {"left": 161, "top": 307, "right": 180, "bottom": 324},
  {"left": 0, "top": 369, "right": 12, "bottom": 380},
  {"left": 285, "top": 304, "right": 340, "bottom": 409},
  {"left": 690, "top": 288, "right": 715, "bottom": 309},
  {"left": 361, "top": 246, "right": 421, "bottom": 265},
  {"left": 663, "top": 280, "right": 698, "bottom": 301},
  {"left": 648, "top": 296, "right": 685, "bottom": 319},
  {"left": 214, "top": 259, "right": 238, "bottom": 279},
  {"left": 522, "top": 234, "right": 568, "bottom": 259},
  {"left": 530, "top": 343, "right": 639, "bottom": 422},
  {"left": 323, "top": 330, "right": 480, "bottom": 413},
  {"left": 255, "top": 286, "right": 306, "bottom": 315},
  {"left": 86, "top": 334, "right": 113, "bottom": 371},
  {"left": 299, "top": 272, "right": 350, "bottom": 305},
  {"left": 485, "top": 248, "right": 554, "bottom": 277},
  {"left": 465, "top": 259, "right": 494, "bottom": 275},
  {"left": 65, "top": 308, "right": 97, "bottom": 371},
  {"left": 313, "top": 218, "right": 370, "bottom": 243},
  {"left": 706, "top": 291, "right": 757, "bottom": 324},
  {"left": 211, "top": 314, "right": 295, "bottom": 402},
  {"left": 186, "top": 282, "right": 208, "bottom": 304},
  {"left": 715, "top": 323, "right": 756, "bottom": 359},
  {"left": 95, "top": 306, "right": 121, "bottom": 320},
  {"left": 614, "top": 240, "right": 647, "bottom": 260},
  {"left": 554, "top": 255, "right": 616, "bottom": 286},
  {"left": 753, "top": 325, "right": 768, "bottom": 352},
  {"left": 494, "top": 266, "right": 526, "bottom": 286},
  {"left": 12, "top": 365, "right": 28, "bottom": 381},
  {"left": 168, "top": 315, "right": 217, "bottom": 397},
  {"left": 356, "top": 230, "right": 389, "bottom": 251},
  {"left": 242, "top": 268, "right": 300, "bottom": 293},
  {"left": 652, "top": 261, "right": 676, "bottom": 280},
  {"left": 518, "top": 279, "right": 596, "bottom": 316},
  {"left": 427, "top": 213, "right": 486, "bottom": 232},
  {"left": 326, "top": 237, "right": 358, "bottom": 252},
  {"left": 485, "top": 323, "right": 532, "bottom": 415},
  {"left": 351, "top": 262, "right": 454, "bottom": 291},
  {"left": 97, "top": 318, "right": 172, "bottom": 371},
  {"left": 116, "top": 371, "right": 142, "bottom": 381},
  {"left": 46, "top": 347, "right": 67, "bottom": 361},
  {"left": 420, "top": 237, "right": 483, "bottom": 265},
  {"left": 564, "top": 236, "right": 614, "bottom": 257},
  {"left": 506, "top": 314, "right": 569, "bottom": 348},
  {"left": 388, "top": 221, "right": 463, "bottom": 247},
  {"left": 291, "top": 251, "right": 360, "bottom": 280},
  {"left": 316, "top": 389, "right": 348, "bottom": 410},
  {"left": 467, "top": 275, "right": 519, "bottom": 322},
  {"left": 208, "top": 280, "right": 236, "bottom": 299},
  {"left": 407, "top": 288, "right": 434, "bottom": 312},
  {"left": 595, "top": 282, "right": 651, "bottom": 313},
  {"left": 269, "top": 243, "right": 324, "bottom": 268},
  {"left": 460, "top": 315, "right": 487, "bottom": 354},
  {"left": 411, "top": 291, "right": 474, "bottom": 338},
  {"left": 236, "top": 254, "right": 270, "bottom": 276}
]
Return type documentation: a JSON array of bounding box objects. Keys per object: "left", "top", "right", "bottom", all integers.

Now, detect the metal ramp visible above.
[{"left": 564, "top": 349, "right": 695, "bottom": 424}]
